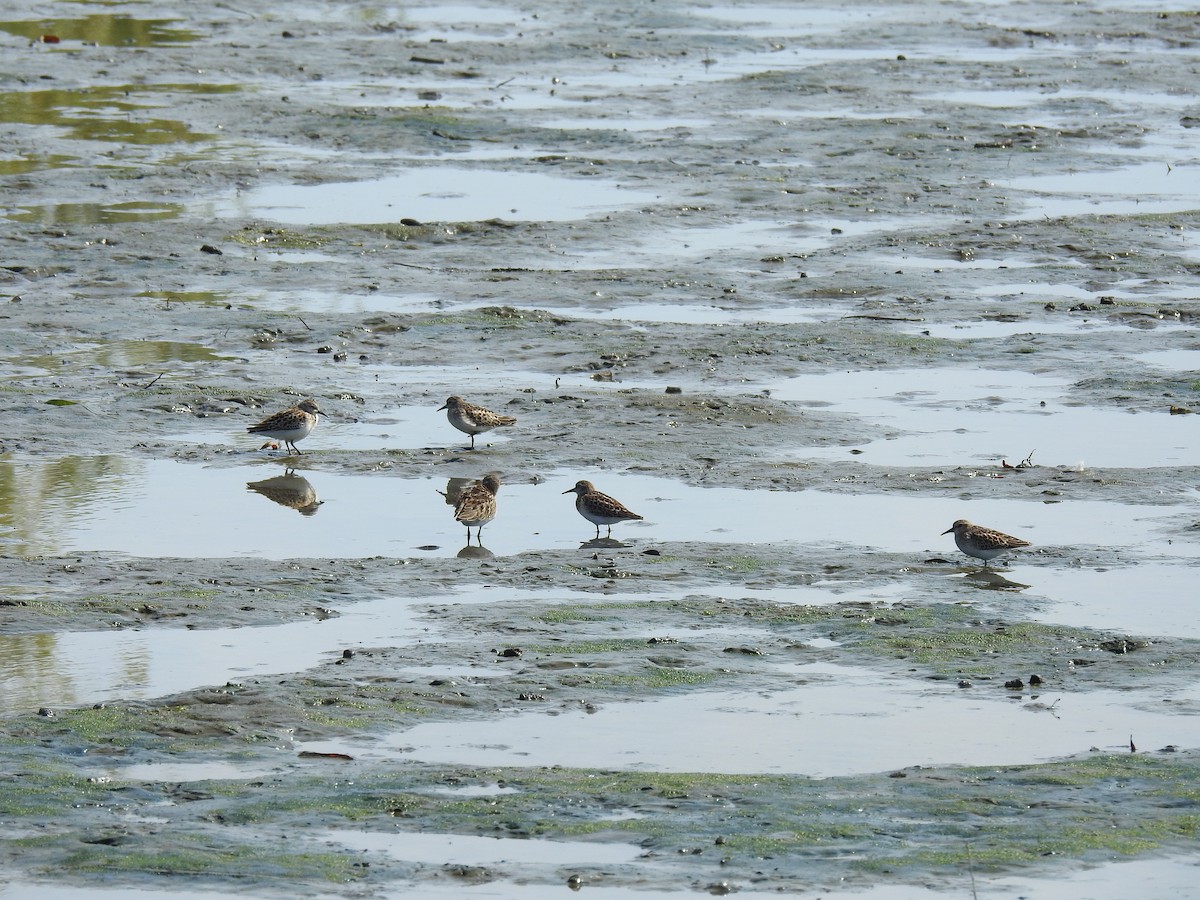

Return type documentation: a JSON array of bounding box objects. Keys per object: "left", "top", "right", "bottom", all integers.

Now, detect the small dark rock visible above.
[
  {"left": 200, "top": 244, "right": 223, "bottom": 255},
  {"left": 1005, "top": 678, "right": 1025, "bottom": 689},
  {"left": 498, "top": 647, "right": 523, "bottom": 658}
]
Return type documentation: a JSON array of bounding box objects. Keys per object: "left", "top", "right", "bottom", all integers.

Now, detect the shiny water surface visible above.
[
  {"left": 0, "top": 457, "right": 1185, "bottom": 559},
  {"left": 211, "top": 168, "right": 661, "bottom": 225}
]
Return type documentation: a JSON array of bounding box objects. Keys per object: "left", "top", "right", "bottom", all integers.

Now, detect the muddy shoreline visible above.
[{"left": 3, "top": 0, "right": 1200, "bottom": 896}]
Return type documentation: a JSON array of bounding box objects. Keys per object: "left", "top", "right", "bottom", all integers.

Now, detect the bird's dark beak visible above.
[
  {"left": 940, "top": 527, "right": 952, "bottom": 535},
  {"left": 562, "top": 488, "right": 574, "bottom": 495},
  {"left": 437, "top": 403, "right": 448, "bottom": 411}
]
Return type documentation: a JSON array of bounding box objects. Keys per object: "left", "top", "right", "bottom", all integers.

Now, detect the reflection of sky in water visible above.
[
  {"left": 368, "top": 661, "right": 1200, "bottom": 776},
  {"left": 0, "top": 584, "right": 837, "bottom": 713},
  {"left": 1025, "top": 565, "right": 1200, "bottom": 640},
  {"left": 768, "top": 366, "right": 1200, "bottom": 468},
  {"left": 7, "top": 857, "right": 1200, "bottom": 900},
  {"left": 0, "top": 460, "right": 1187, "bottom": 559},
  {"left": 1005, "top": 162, "right": 1200, "bottom": 220},
  {"left": 210, "top": 169, "right": 661, "bottom": 225}
]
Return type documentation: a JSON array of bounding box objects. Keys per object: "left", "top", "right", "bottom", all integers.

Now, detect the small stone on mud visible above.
[
  {"left": 567, "top": 874, "right": 584, "bottom": 889},
  {"left": 1028, "top": 673, "right": 1042, "bottom": 685},
  {"left": 498, "top": 647, "right": 523, "bottom": 658},
  {"left": 665, "top": 386, "right": 682, "bottom": 394},
  {"left": 1005, "top": 678, "right": 1025, "bottom": 689},
  {"left": 200, "top": 244, "right": 223, "bottom": 255},
  {"left": 888, "top": 771, "right": 907, "bottom": 778},
  {"left": 957, "top": 680, "right": 972, "bottom": 688},
  {"left": 38, "top": 707, "right": 54, "bottom": 717}
]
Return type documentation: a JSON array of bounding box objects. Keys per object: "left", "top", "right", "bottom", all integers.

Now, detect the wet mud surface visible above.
[{"left": 3, "top": 0, "right": 1200, "bottom": 897}]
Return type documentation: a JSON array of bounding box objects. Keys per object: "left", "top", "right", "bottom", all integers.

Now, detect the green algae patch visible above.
[
  {"left": 230, "top": 227, "right": 327, "bottom": 250},
  {"left": 137, "top": 290, "right": 235, "bottom": 307},
  {"left": 61, "top": 839, "right": 359, "bottom": 883}
]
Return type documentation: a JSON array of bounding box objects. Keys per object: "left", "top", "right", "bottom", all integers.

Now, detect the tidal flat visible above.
[{"left": 2, "top": 0, "right": 1200, "bottom": 897}]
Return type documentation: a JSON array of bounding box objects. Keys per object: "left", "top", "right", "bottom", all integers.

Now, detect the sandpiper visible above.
[
  {"left": 247, "top": 399, "right": 321, "bottom": 455},
  {"left": 942, "top": 519, "right": 1030, "bottom": 566},
  {"left": 438, "top": 396, "right": 516, "bottom": 450},
  {"left": 563, "top": 480, "right": 643, "bottom": 539},
  {"left": 454, "top": 473, "right": 501, "bottom": 544}
]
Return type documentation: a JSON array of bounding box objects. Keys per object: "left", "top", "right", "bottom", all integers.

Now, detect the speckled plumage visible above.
[
  {"left": 455, "top": 474, "right": 501, "bottom": 543},
  {"left": 942, "top": 519, "right": 1030, "bottom": 565},
  {"left": 438, "top": 396, "right": 516, "bottom": 449},
  {"left": 563, "top": 480, "right": 643, "bottom": 539},
  {"left": 247, "top": 399, "right": 321, "bottom": 455}
]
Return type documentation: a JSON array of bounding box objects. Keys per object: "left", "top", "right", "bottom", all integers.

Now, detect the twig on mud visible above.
[
  {"left": 142, "top": 373, "right": 166, "bottom": 389},
  {"left": 966, "top": 841, "right": 978, "bottom": 900},
  {"left": 297, "top": 316, "right": 312, "bottom": 331}
]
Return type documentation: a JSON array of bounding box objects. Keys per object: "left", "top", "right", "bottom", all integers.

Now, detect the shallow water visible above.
[
  {"left": 5, "top": 856, "right": 1200, "bottom": 900},
  {"left": 0, "top": 457, "right": 1185, "bottom": 559},
  {"left": 210, "top": 168, "right": 662, "bottom": 225},
  {"left": 768, "top": 366, "right": 1200, "bottom": 467},
  {"left": 354, "top": 661, "right": 1196, "bottom": 777}
]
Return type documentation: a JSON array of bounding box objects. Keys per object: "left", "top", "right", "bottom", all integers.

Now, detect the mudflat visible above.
[{"left": 2, "top": 2, "right": 1200, "bottom": 897}]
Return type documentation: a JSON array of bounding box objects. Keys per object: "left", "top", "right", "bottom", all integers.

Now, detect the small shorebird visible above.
[
  {"left": 454, "top": 473, "right": 501, "bottom": 544},
  {"left": 438, "top": 396, "right": 516, "bottom": 450},
  {"left": 247, "top": 399, "right": 322, "bottom": 455},
  {"left": 942, "top": 519, "right": 1030, "bottom": 566},
  {"left": 564, "top": 480, "right": 643, "bottom": 539}
]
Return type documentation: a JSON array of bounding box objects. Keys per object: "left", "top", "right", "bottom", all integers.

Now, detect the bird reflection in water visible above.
[
  {"left": 963, "top": 569, "right": 1030, "bottom": 591},
  {"left": 246, "top": 470, "right": 322, "bottom": 516},
  {"left": 436, "top": 477, "right": 476, "bottom": 510}
]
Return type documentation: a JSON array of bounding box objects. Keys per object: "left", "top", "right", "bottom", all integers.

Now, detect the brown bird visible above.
[
  {"left": 438, "top": 396, "right": 516, "bottom": 450},
  {"left": 454, "top": 474, "right": 501, "bottom": 544},
  {"left": 247, "top": 398, "right": 322, "bottom": 455},
  {"left": 941, "top": 519, "right": 1031, "bottom": 566},
  {"left": 563, "top": 480, "right": 643, "bottom": 539}
]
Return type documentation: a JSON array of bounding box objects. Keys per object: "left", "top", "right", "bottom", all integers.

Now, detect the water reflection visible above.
[
  {"left": 436, "top": 477, "right": 474, "bottom": 508},
  {"left": 7, "top": 201, "right": 184, "bottom": 225},
  {"left": 18, "top": 340, "right": 227, "bottom": 373},
  {"left": 0, "top": 455, "right": 133, "bottom": 555},
  {"left": 0, "top": 15, "right": 197, "bottom": 46},
  {"left": 0, "top": 458, "right": 1193, "bottom": 561},
  {"left": 0, "top": 85, "right": 234, "bottom": 144},
  {"left": 246, "top": 470, "right": 322, "bottom": 516},
  {"left": 962, "top": 569, "right": 1031, "bottom": 591},
  {"left": 457, "top": 543, "right": 494, "bottom": 559},
  {"left": 0, "top": 631, "right": 150, "bottom": 715},
  {"left": 580, "top": 536, "right": 633, "bottom": 550}
]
